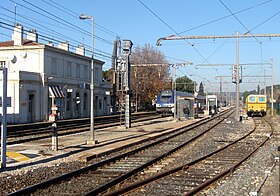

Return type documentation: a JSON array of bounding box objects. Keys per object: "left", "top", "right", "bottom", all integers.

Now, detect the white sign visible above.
[{"left": 0, "top": 97, "right": 12, "bottom": 107}]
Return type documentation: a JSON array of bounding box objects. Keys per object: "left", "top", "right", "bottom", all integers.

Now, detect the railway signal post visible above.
[{"left": 117, "top": 40, "right": 133, "bottom": 129}]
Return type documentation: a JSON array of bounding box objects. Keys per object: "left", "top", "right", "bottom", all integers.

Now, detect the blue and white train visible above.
[
  {"left": 155, "top": 90, "right": 175, "bottom": 115},
  {"left": 155, "top": 90, "right": 206, "bottom": 117}
]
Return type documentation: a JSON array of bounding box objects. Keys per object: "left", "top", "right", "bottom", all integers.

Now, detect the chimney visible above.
[
  {"left": 58, "top": 42, "right": 69, "bottom": 51},
  {"left": 76, "top": 45, "right": 85, "bottom": 55},
  {"left": 27, "top": 29, "right": 38, "bottom": 42},
  {"left": 12, "top": 24, "right": 23, "bottom": 46},
  {"left": 47, "top": 41, "right": 54, "bottom": 47}
]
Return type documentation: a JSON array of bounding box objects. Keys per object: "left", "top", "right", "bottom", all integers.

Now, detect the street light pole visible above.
[
  {"left": 79, "top": 14, "right": 96, "bottom": 144},
  {"left": 1, "top": 56, "right": 16, "bottom": 169},
  {"left": 236, "top": 31, "right": 240, "bottom": 120},
  {"left": 0, "top": 61, "right": 8, "bottom": 168}
]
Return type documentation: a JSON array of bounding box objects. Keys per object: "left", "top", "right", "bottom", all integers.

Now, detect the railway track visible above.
[
  {"left": 108, "top": 117, "right": 273, "bottom": 195},
  {"left": 4, "top": 112, "right": 159, "bottom": 144},
  {"left": 8, "top": 108, "right": 234, "bottom": 195}
]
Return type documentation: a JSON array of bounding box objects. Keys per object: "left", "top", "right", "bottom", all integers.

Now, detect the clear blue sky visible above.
[{"left": 1, "top": 0, "right": 279, "bottom": 93}]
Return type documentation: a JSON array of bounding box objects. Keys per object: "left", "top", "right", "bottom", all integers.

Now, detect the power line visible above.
[
  {"left": 0, "top": 22, "right": 113, "bottom": 60},
  {"left": 0, "top": 18, "right": 112, "bottom": 59},
  {"left": 218, "top": 0, "right": 261, "bottom": 44},
  {"left": 246, "top": 9, "right": 280, "bottom": 33},
  {"left": 42, "top": 0, "right": 119, "bottom": 38},
  {"left": 0, "top": 28, "right": 113, "bottom": 63},
  {"left": 137, "top": 0, "right": 221, "bottom": 77},
  {"left": 178, "top": 0, "right": 272, "bottom": 34},
  {"left": 9, "top": 0, "right": 113, "bottom": 45}
]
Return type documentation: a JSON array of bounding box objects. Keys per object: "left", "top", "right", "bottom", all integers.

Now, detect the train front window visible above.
[
  {"left": 160, "top": 95, "right": 172, "bottom": 102},
  {"left": 249, "top": 96, "right": 256, "bottom": 102},
  {"left": 258, "top": 97, "right": 265, "bottom": 103}
]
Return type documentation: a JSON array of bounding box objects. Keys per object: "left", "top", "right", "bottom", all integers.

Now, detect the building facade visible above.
[{"left": 0, "top": 25, "right": 111, "bottom": 124}]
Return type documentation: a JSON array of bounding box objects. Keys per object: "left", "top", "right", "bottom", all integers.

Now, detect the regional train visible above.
[
  {"left": 155, "top": 90, "right": 206, "bottom": 117},
  {"left": 246, "top": 94, "right": 267, "bottom": 117},
  {"left": 155, "top": 90, "right": 175, "bottom": 115}
]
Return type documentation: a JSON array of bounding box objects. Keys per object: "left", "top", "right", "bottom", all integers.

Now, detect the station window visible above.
[
  {"left": 66, "top": 92, "right": 71, "bottom": 111},
  {"left": 83, "top": 93, "right": 87, "bottom": 110},
  {"left": 51, "top": 58, "right": 57, "bottom": 75},
  {"left": 67, "top": 61, "right": 72, "bottom": 77},
  {"left": 76, "top": 63, "right": 80, "bottom": 78},
  {"left": 99, "top": 99, "right": 102, "bottom": 110}
]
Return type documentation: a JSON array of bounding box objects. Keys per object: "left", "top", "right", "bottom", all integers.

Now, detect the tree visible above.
[
  {"left": 242, "top": 91, "right": 250, "bottom": 104},
  {"left": 175, "top": 76, "right": 195, "bottom": 93},
  {"left": 103, "top": 69, "right": 113, "bottom": 82},
  {"left": 198, "top": 82, "right": 204, "bottom": 95},
  {"left": 130, "top": 44, "right": 170, "bottom": 110}
]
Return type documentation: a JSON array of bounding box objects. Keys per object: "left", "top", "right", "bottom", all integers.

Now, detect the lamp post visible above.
[
  {"left": 79, "top": 14, "right": 96, "bottom": 144},
  {"left": 1, "top": 56, "right": 17, "bottom": 168}
]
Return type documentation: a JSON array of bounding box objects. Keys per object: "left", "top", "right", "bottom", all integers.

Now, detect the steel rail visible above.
[
  {"left": 84, "top": 110, "right": 234, "bottom": 195},
  {"left": 4, "top": 112, "right": 159, "bottom": 145},
  {"left": 8, "top": 109, "right": 232, "bottom": 196},
  {"left": 106, "top": 117, "right": 272, "bottom": 195}
]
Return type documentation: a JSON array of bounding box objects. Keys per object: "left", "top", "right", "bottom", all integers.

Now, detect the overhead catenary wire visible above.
[
  {"left": 41, "top": 0, "right": 119, "bottom": 38},
  {"left": 218, "top": 0, "right": 261, "bottom": 44},
  {"left": 0, "top": 3, "right": 114, "bottom": 57},
  {"left": 245, "top": 9, "right": 280, "bottom": 34},
  {"left": 3, "top": 0, "right": 180, "bottom": 70},
  {"left": 178, "top": 0, "right": 272, "bottom": 35},
  {"left": 9, "top": 0, "right": 113, "bottom": 46},
  {"left": 137, "top": 0, "right": 222, "bottom": 77},
  {"left": 0, "top": 6, "right": 114, "bottom": 63}
]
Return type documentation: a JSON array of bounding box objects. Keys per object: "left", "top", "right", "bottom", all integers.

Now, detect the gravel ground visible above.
[{"left": 199, "top": 115, "right": 280, "bottom": 196}]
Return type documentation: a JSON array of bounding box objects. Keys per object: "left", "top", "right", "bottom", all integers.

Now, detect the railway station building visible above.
[{"left": 0, "top": 24, "right": 111, "bottom": 124}]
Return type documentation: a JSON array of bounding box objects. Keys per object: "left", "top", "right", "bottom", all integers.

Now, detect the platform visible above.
[{"left": 2, "top": 116, "right": 205, "bottom": 169}]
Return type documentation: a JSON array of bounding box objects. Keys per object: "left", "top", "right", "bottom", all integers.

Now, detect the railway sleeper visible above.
[
  {"left": 146, "top": 186, "right": 185, "bottom": 194},
  {"left": 205, "top": 157, "right": 242, "bottom": 163},
  {"left": 109, "top": 163, "right": 145, "bottom": 168},
  {"left": 144, "top": 164, "right": 166, "bottom": 173},
  {"left": 98, "top": 167, "right": 132, "bottom": 172}
]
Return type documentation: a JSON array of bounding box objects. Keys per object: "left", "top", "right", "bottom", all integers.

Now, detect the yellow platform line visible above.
[{"left": 6, "top": 152, "right": 30, "bottom": 162}]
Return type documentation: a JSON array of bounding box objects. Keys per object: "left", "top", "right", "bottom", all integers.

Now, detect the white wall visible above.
[{"left": 0, "top": 43, "right": 111, "bottom": 123}]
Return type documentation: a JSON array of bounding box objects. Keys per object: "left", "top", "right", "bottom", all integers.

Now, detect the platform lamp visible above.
[{"left": 79, "top": 14, "right": 96, "bottom": 145}]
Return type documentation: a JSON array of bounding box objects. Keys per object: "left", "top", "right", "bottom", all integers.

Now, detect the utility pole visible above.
[
  {"left": 236, "top": 31, "right": 240, "bottom": 120},
  {"left": 215, "top": 76, "right": 224, "bottom": 107},
  {"left": 271, "top": 59, "right": 274, "bottom": 115},
  {"left": 111, "top": 37, "right": 119, "bottom": 115}
]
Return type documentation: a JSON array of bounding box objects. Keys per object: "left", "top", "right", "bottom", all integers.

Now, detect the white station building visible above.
[{"left": 0, "top": 24, "right": 111, "bottom": 124}]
